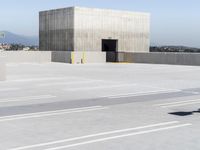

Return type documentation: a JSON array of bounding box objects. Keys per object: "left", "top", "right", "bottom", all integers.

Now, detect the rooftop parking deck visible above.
[{"left": 1, "top": 62, "right": 200, "bottom": 150}]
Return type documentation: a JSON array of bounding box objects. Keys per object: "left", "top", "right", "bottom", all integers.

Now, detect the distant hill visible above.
[
  {"left": 0, "top": 31, "right": 38, "bottom": 46},
  {"left": 150, "top": 45, "right": 200, "bottom": 53}
]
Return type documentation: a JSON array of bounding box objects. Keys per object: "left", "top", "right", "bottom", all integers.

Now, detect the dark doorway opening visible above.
[
  {"left": 102, "top": 39, "right": 118, "bottom": 62},
  {"left": 102, "top": 39, "right": 118, "bottom": 52}
]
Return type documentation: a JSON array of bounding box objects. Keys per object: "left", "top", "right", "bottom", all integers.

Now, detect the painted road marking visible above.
[
  {"left": 10, "top": 121, "right": 180, "bottom": 150},
  {"left": 6, "top": 77, "right": 86, "bottom": 83},
  {"left": 65, "top": 84, "right": 181, "bottom": 95},
  {"left": 155, "top": 99, "right": 200, "bottom": 108},
  {"left": 133, "top": 83, "right": 180, "bottom": 92},
  {"left": 0, "top": 95, "right": 56, "bottom": 103},
  {"left": 65, "top": 84, "right": 143, "bottom": 91},
  {"left": 38, "top": 80, "right": 104, "bottom": 87},
  {"left": 106, "top": 89, "right": 181, "bottom": 99},
  {"left": 6, "top": 64, "right": 20, "bottom": 67},
  {"left": 0, "top": 88, "right": 20, "bottom": 92},
  {"left": 161, "top": 101, "right": 200, "bottom": 108},
  {"left": 44, "top": 124, "right": 191, "bottom": 150},
  {"left": 0, "top": 106, "right": 107, "bottom": 122},
  {"left": 183, "top": 91, "right": 200, "bottom": 95}
]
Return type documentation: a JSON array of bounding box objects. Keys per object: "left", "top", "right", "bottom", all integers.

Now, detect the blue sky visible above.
[{"left": 0, "top": 0, "right": 200, "bottom": 47}]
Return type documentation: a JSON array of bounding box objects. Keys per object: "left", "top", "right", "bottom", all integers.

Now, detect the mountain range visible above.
[{"left": 0, "top": 31, "right": 38, "bottom": 46}]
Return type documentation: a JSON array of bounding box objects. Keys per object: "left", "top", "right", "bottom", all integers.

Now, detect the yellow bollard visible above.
[
  {"left": 82, "top": 51, "right": 86, "bottom": 64},
  {"left": 71, "top": 52, "right": 75, "bottom": 64}
]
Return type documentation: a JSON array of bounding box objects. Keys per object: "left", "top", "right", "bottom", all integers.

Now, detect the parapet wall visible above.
[
  {"left": 1, "top": 51, "right": 200, "bottom": 66},
  {"left": 1, "top": 51, "right": 52, "bottom": 63},
  {"left": 0, "top": 51, "right": 106, "bottom": 64},
  {"left": 123, "top": 52, "right": 200, "bottom": 66},
  {"left": 52, "top": 51, "right": 106, "bottom": 64},
  {"left": 0, "top": 57, "right": 6, "bottom": 81}
]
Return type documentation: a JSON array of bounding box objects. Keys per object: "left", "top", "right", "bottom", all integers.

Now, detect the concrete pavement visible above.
[{"left": 0, "top": 63, "right": 200, "bottom": 150}]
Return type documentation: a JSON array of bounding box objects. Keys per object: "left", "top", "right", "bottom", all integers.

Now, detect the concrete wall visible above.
[
  {"left": 74, "top": 7, "right": 150, "bottom": 53},
  {"left": 51, "top": 51, "right": 72, "bottom": 63},
  {"left": 39, "top": 7, "right": 74, "bottom": 51},
  {"left": 1, "top": 51, "right": 105, "bottom": 64},
  {"left": 82, "top": 52, "right": 106, "bottom": 63},
  {"left": 51, "top": 51, "right": 106, "bottom": 64},
  {"left": 0, "top": 57, "right": 6, "bottom": 81},
  {"left": 2, "top": 51, "right": 200, "bottom": 66},
  {"left": 123, "top": 52, "right": 200, "bottom": 66},
  {"left": 1, "top": 51, "right": 51, "bottom": 63},
  {"left": 40, "top": 7, "right": 150, "bottom": 53}
]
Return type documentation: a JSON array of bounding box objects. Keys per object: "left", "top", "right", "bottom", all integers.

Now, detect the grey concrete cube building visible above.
[{"left": 39, "top": 6, "right": 150, "bottom": 62}]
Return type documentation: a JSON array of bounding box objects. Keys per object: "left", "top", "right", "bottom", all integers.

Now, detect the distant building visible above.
[
  {"left": 0, "top": 43, "right": 11, "bottom": 50},
  {"left": 39, "top": 7, "right": 150, "bottom": 62},
  {"left": 23, "top": 47, "right": 31, "bottom": 51}
]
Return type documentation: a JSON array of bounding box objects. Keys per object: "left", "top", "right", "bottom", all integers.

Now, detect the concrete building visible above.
[{"left": 39, "top": 7, "right": 150, "bottom": 63}]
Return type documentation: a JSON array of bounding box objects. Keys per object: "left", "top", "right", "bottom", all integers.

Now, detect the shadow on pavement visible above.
[{"left": 169, "top": 109, "right": 200, "bottom": 116}]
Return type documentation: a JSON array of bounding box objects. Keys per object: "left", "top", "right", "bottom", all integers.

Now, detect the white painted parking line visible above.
[
  {"left": 6, "top": 63, "right": 19, "bottom": 67},
  {"left": 6, "top": 77, "right": 86, "bottom": 83},
  {"left": 133, "top": 84, "right": 180, "bottom": 92},
  {"left": 65, "top": 84, "right": 181, "bottom": 93},
  {"left": 45, "top": 124, "right": 191, "bottom": 150},
  {"left": 0, "top": 95, "right": 56, "bottom": 103},
  {"left": 0, "top": 88, "right": 20, "bottom": 92},
  {"left": 65, "top": 84, "right": 139, "bottom": 91},
  {"left": 21, "top": 63, "right": 44, "bottom": 66},
  {"left": 38, "top": 80, "right": 104, "bottom": 87},
  {"left": 155, "top": 99, "right": 200, "bottom": 106},
  {"left": 106, "top": 89, "right": 181, "bottom": 99},
  {"left": 0, "top": 106, "right": 107, "bottom": 122},
  {"left": 161, "top": 101, "right": 200, "bottom": 108},
  {"left": 154, "top": 99, "right": 200, "bottom": 108},
  {"left": 10, "top": 121, "right": 179, "bottom": 150},
  {"left": 8, "top": 77, "right": 68, "bottom": 82},
  {"left": 183, "top": 91, "right": 200, "bottom": 95}
]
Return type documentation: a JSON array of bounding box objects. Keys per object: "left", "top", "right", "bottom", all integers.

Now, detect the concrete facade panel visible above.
[
  {"left": 74, "top": 7, "right": 150, "bottom": 52},
  {"left": 39, "top": 7, "right": 74, "bottom": 51}
]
